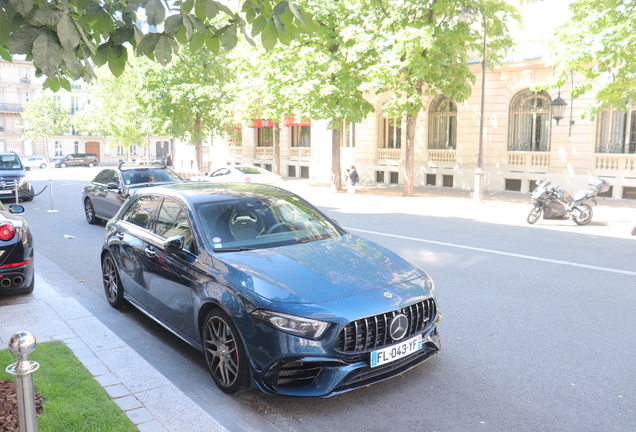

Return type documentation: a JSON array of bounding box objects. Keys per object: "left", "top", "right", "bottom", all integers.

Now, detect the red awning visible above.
[{"left": 283, "top": 116, "right": 311, "bottom": 127}]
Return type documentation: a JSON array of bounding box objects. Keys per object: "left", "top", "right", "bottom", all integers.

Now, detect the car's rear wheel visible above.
[
  {"left": 527, "top": 206, "right": 541, "bottom": 224},
  {"left": 202, "top": 308, "right": 250, "bottom": 394},
  {"left": 40, "top": 163, "right": 47, "bottom": 169},
  {"left": 102, "top": 253, "right": 125, "bottom": 308},
  {"left": 60, "top": 163, "right": 67, "bottom": 168},
  {"left": 88, "top": 162, "right": 95, "bottom": 168},
  {"left": 85, "top": 198, "right": 100, "bottom": 225}
]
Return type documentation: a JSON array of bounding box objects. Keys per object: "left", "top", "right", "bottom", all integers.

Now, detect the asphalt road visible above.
[{"left": 14, "top": 167, "right": 636, "bottom": 432}]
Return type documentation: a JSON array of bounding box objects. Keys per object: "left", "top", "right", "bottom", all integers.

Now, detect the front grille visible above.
[
  {"left": 275, "top": 361, "right": 322, "bottom": 389},
  {"left": 334, "top": 298, "right": 437, "bottom": 353},
  {"left": 0, "top": 180, "right": 17, "bottom": 190}
]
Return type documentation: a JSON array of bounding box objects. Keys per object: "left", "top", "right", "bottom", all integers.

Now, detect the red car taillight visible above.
[
  {"left": 0, "top": 223, "right": 15, "bottom": 241},
  {"left": 245, "top": 177, "right": 251, "bottom": 182}
]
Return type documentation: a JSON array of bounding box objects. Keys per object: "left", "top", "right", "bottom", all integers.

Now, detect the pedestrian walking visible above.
[
  {"left": 346, "top": 165, "right": 359, "bottom": 194},
  {"left": 165, "top": 154, "right": 173, "bottom": 167}
]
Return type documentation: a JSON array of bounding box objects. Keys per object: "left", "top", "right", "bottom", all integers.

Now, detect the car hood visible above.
[
  {"left": 213, "top": 234, "right": 422, "bottom": 304},
  {"left": 0, "top": 170, "right": 25, "bottom": 180}
]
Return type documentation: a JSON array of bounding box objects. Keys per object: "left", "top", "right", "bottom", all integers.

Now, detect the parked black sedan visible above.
[
  {"left": 102, "top": 182, "right": 440, "bottom": 397},
  {"left": 0, "top": 203, "right": 34, "bottom": 295},
  {"left": 82, "top": 163, "right": 183, "bottom": 224}
]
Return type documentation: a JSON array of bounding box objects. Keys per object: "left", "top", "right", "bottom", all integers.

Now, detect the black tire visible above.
[
  {"left": 40, "top": 163, "right": 47, "bottom": 169},
  {"left": 88, "top": 162, "right": 95, "bottom": 168},
  {"left": 631, "top": 225, "right": 636, "bottom": 236},
  {"left": 20, "top": 186, "right": 34, "bottom": 202},
  {"left": 573, "top": 204, "right": 593, "bottom": 225},
  {"left": 102, "top": 252, "right": 125, "bottom": 308},
  {"left": 60, "top": 163, "right": 67, "bottom": 168},
  {"left": 202, "top": 308, "right": 250, "bottom": 394},
  {"left": 85, "top": 198, "right": 100, "bottom": 225},
  {"left": 527, "top": 206, "right": 541, "bottom": 224}
]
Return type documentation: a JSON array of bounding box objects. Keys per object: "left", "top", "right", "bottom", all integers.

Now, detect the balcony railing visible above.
[
  {"left": 0, "top": 103, "right": 23, "bottom": 113},
  {"left": 289, "top": 147, "right": 311, "bottom": 161},
  {"left": 255, "top": 147, "right": 274, "bottom": 159},
  {"left": 428, "top": 150, "right": 456, "bottom": 165},
  {"left": 377, "top": 148, "right": 401, "bottom": 166},
  {"left": 507, "top": 151, "right": 550, "bottom": 170},
  {"left": 595, "top": 154, "right": 636, "bottom": 173}
]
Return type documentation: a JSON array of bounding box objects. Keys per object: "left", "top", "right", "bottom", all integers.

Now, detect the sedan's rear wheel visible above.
[
  {"left": 102, "top": 253, "right": 125, "bottom": 308},
  {"left": 40, "top": 163, "right": 47, "bottom": 169},
  {"left": 88, "top": 162, "right": 95, "bottom": 168},
  {"left": 60, "top": 163, "right": 67, "bottom": 168},
  {"left": 527, "top": 206, "right": 541, "bottom": 224},
  {"left": 203, "top": 309, "right": 250, "bottom": 394},
  {"left": 85, "top": 198, "right": 100, "bottom": 225}
]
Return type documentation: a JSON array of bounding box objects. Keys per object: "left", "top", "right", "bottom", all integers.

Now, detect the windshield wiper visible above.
[{"left": 213, "top": 247, "right": 254, "bottom": 252}]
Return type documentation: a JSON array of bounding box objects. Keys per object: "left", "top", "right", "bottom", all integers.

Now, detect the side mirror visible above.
[
  {"left": 331, "top": 218, "right": 342, "bottom": 227},
  {"left": 8, "top": 205, "right": 25, "bottom": 215},
  {"left": 163, "top": 235, "right": 184, "bottom": 252},
  {"left": 106, "top": 182, "right": 120, "bottom": 189}
]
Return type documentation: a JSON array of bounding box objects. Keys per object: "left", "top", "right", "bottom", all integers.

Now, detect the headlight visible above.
[
  {"left": 251, "top": 310, "right": 330, "bottom": 340},
  {"left": 19, "top": 176, "right": 29, "bottom": 186}
]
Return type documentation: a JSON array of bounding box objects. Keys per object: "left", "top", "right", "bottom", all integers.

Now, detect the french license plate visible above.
[
  {"left": 370, "top": 334, "right": 422, "bottom": 367},
  {"left": 0, "top": 190, "right": 12, "bottom": 194}
]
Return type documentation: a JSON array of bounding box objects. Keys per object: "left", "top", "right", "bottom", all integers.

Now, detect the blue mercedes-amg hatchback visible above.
[{"left": 101, "top": 182, "right": 440, "bottom": 397}]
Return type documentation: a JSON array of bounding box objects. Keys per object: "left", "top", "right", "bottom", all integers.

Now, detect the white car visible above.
[
  {"left": 190, "top": 166, "right": 285, "bottom": 185},
  {"left": 21, "top": 157, "right": 48, "bottom": 170}
]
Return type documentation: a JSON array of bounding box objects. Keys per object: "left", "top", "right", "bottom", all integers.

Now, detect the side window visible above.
[
  {"left": 93, "top": 169, "right": 113, "bottom": 184},
  {"left": 106, "top": 170, "right": 120, "bottom": 184},
  {"left": 154, "top": 199, "right": 194, "bottom": 252},
  {"left": 122, "top": 196, "right": 161, "bottom": 230}
]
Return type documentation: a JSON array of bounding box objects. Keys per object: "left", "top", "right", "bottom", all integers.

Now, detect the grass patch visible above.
[{"left": 0, "top": 340, "right": 137, "bottom": 432}]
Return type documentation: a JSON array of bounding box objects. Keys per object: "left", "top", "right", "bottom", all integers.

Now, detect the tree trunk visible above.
[
  {"left": 403, "top": 112, "right": 416, "bottom": 197},
  {"left": 274, "top": 122, "right": 281, "bottom": 175},
  {"left": 194, "top": 113, "right": 202, "bottom": 173},
  {"left": 331, "top": 128, "right": 342, "bottom": 191},
  {"left": 44, "top": 136, "right": 50, "bottom": 161}
]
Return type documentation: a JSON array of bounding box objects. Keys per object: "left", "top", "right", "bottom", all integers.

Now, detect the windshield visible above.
[
  {"left": 236, "top": 167, "right": 265, "bottom": 175},
  {"left": 121, "top": 168, "right": 182, "bottom": 185},
  {"left": 0, "top": 155, "right": 22, "bottom": 170},
  {"left": 196, "top": 195, "right": 342, "bottom": 251}
]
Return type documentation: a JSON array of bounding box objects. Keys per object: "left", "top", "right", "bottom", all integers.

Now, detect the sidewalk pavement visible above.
[{"left": 0, "top": 274, "right": 230, "bottom": 432}]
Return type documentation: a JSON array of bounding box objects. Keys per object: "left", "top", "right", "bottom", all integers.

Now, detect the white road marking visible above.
[{"left": 349, "top": 228, "right": 636, "bottom": 277}]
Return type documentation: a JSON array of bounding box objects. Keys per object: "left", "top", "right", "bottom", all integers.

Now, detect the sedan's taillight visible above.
[
  {"left": 245, "top": 177, "right": 251, "bottom": 182},
  {"left": 0, "top": 223, "right": 15, "bottom": 241}
]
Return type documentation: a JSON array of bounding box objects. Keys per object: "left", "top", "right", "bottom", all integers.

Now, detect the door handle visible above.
[{"left": 145, "top": 246, "right": 156, "bottom": 258}]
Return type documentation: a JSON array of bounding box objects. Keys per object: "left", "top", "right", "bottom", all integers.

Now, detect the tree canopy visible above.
[
  {"left": 549, "top": 0, "right": 636, "bottom": 116},
  {"left": 0, "top": 0, "right": 314, "bottom": 91},
  {"left": 21, "top": 93, "right": 69, "bottom": 159}
]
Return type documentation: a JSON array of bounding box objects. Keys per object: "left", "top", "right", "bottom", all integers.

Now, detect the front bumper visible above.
[{"left": 249, "top": 315, "right": 441, "bottom": 397}]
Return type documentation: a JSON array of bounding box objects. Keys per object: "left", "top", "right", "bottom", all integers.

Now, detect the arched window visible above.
[
  {"left": 428, "top": 96, "right": 457, "bottom": 149},
  {"left": 508, "top": 90, "right": 552, "bottom": 151}
]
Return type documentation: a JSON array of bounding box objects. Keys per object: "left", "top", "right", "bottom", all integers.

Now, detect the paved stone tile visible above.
[
  {"left": 0, "top": 299, "right": 47, "bottom": 312},
  {"left": 28, "top": 306, "right": 61, "bottom": 322},
  {"left": 114, "top": 395, "right": 142, "bottom": 411},
  {"left": 52, "top": 333, "right": 77, "bottom": 341},
  {"left": 77, "top": 355, "right": 103, "bottom": 367},
  {"left": 98, "top": 346, "right": 172, "bottom": 393},
  {"left": 66, "top": 340, "right": 89, "bottom": 351},
  {"left": 95, "top": 373, "right": 121, "bottom": 387},
  {"left": 45, "top": 297, "right": 92, "bottom": 320},
  {"left": 104, "top": 384, "right": 130, "bottom": 398},
  {"left": 0, "top": 318, "right": 71, "bottom": 345},
  {"left": 86, "top": 364, "right": 110, "bottom": 376},
  {"left": 137, "top": 420, "right": 169, "bottom": 432},
  {"left": 0, "top": 308, "right": 37, "bottom": 326},
  {"left": 125, "top": 407, "right": 155, "bottom": 425},
  {"left": 72, "top": 348, "right": 93, "bottom": 359},
  {"left": 136, "top": 386, "right": 229, "bottom": 432},
  {"left": 65, "top": 316, "right": 127, "bottom": 352},
  {"left": 31, "top": 277, "right": 59, "bottom": 299}
]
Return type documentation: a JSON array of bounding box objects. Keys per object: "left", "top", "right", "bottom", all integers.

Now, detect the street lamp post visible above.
[{"left": 460, "top": 7, "right": 486, "bottom": 203}]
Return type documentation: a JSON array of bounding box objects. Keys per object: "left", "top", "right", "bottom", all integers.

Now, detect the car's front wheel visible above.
[
  {"left": 102, "top": 253, "right": 125, "bottom": 308},
  {"left": 88, "top": 162, "right": 95, "bottom": 168},
  {"left": 60, "top": 163, "right": 67, "bottom": 168},
  {"left": 21, "top": 186, "right": 34, "bottom": 202},
  {"left": 84, "top": 198, "right": 100, "bottom": 225},
  {"left": 202, "top": 308, "right": 250, "bottom": 394},
  {"left": 40, "top": 163, "right": 47, "bottom": 169}
]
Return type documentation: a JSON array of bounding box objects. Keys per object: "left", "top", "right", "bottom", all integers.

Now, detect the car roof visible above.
[{"left": 130, "top": 181, "right": 293, "bottom": 205}]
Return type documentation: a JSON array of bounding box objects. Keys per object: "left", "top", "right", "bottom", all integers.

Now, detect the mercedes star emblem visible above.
[
  {"left": 384, "top": 292, "right": 392, "bottom": 298},
  {"left": 389, "top": 314, "right": 409, "bottom": 341}
]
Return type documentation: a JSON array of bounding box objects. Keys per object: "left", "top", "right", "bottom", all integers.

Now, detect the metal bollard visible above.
[
  {"left": 5, "top": 331, "right": 40, "bottom": 432},
  {"left": 46, "top": 180, "right": 58, "bottom": 213},
  {"left": 14, "top": 182, "right": 19, "bottom": 204}
]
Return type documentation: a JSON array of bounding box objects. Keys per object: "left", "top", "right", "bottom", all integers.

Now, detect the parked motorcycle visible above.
[{"left": 527, "top": 176, "right": 610, "bottom": 225}]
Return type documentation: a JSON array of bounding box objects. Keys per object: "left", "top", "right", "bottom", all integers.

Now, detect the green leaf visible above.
[
  {"left": 94, "top": 11, "right": 115, "bottom": 36},
  {"left": 8, "top": 27, "right": 39, "bottom": 55},
  {"left": 0, "top": 46, "right": 11, "bottom": 61},
  {"left": 45, "top": 76, "right": 61, "bottom": 92},
  {"left": 205, "top": 0, "right": 219, "bottom": 19},
  {"left": 137, "top": 33, "right": 161, "bottom": 56},
  {"left": 33, "top": 7, "right": 63, "bottom": 25},
  {"left": 9, "top": 0, "right": 33, "bottom": 17},
  {"left": 108, "top": 46, "right": 127, "bottom": 77},
  {"left": 176, "top": 25, "right": 188, "bottom": 44},
  {"left": 183, "top": 15, "right": 194, "bottom": 40},
  {"left": 245, "top": 6, "right": 256, "bottom": 24},
  {"left": 155, "top": 35, "right": 173, "bottom": 65},
  {"left": 0, "top": 11, "right": 11, "bottom": 44},
  {"left": 94, "top": 42, "right": 111, "bottom": 66},
  {"left": 221, "top": 24, "right": 237, "bottom": 51},
  {"left": 251, "top": 15, "right": 267, "bottom": 37},
  {"left": 189, "top": 31, "right": 205, "bottom": 51},
  {"left": 181, "top": 0, "right": 195, "bottom": 13},
  {"left": 32, "top": 32, "right": 63, "bottom": 78},
  {"left": 205, "top": 34, "right": 219, "bottom": 54},
  {"left": 57, "top": 14, "right": 81, "bottom": 51},
  {"left": 288, "top": 2, "right": 304, "bottom": 26},
  {"left": 59, "top": 77, "right": 71, "bottom": 91},
  {"left": 261, "top": 21, "right": 278, "bottom": 51},
  {"left": 145, "top": 0, "right": 165, "bottom": 27},
  {"left": 62, "top": 50, "right": 83, "bottom": 78},
  {"left": 112, "top": 26, "right": 134, "bottom": 45},
  {"left": 272, "top": 1, "right": 288, "bottom": 19},
  {"left": 164, "top": 14, "right": 183, "bottom": 36},
  {"left": 194, "top": 0, "right": 206, "bottom": 22}
]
